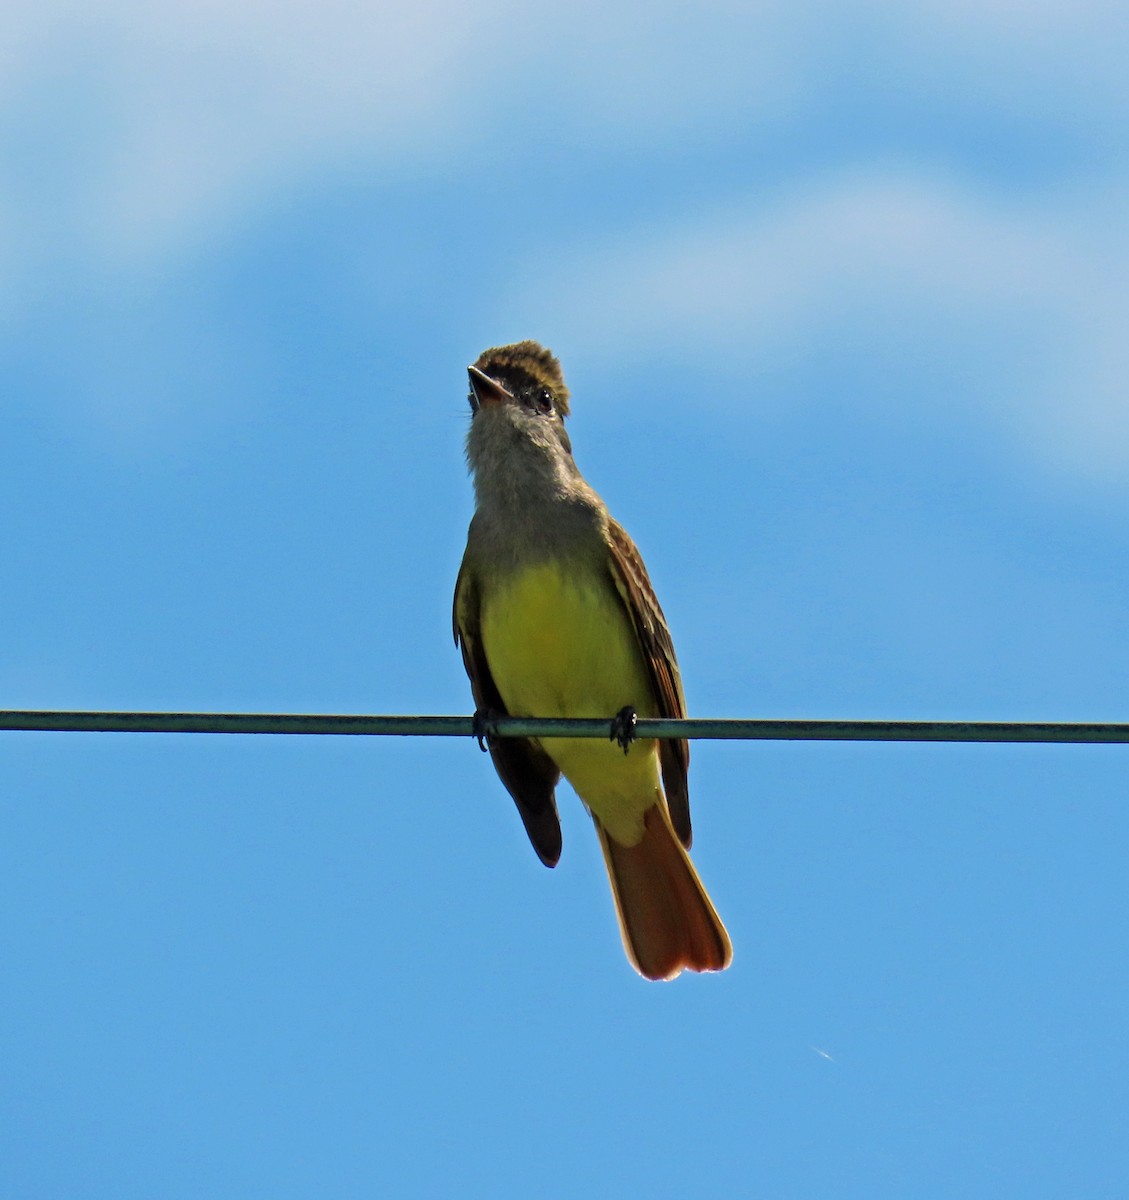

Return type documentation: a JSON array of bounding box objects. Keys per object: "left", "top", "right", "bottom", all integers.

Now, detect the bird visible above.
[{"left": 453, "top": 340, "right": 732, "bottom": 980}]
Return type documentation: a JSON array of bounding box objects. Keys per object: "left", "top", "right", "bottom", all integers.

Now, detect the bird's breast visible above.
[
  {"left": 479, "top": 558, "right": 653, "bottom": 720},
  {"left": 479, "top": 556, "right": 663, "bottom": 845}
]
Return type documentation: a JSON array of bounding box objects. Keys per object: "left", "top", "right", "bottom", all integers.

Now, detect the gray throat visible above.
[{"left": 466, "top": 414, "right": 608, "bottom": 574}]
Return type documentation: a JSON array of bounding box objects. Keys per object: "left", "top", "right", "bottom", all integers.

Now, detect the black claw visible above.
[
  {"left": 472, "top": 709, "right": 494, "bottom": 753},
  {"left": 610, "top": 705, "right": 638, "bottom": 754}
]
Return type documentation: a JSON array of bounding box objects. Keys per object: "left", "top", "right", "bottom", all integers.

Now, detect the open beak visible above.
[{"left": 467, "top": 365, "right": 513, "bottom": 412}]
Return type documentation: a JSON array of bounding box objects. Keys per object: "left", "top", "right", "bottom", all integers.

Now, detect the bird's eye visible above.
[{"left": 533, "top": 388, "right": 554, "bottom": 415}]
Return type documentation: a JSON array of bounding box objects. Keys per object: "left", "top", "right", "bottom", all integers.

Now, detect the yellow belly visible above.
[{"left": 480, "top": 559, "right": 662, "bottom": 844}]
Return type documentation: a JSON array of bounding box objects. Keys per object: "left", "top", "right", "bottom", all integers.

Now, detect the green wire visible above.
[{"left": 2, "top": 710, "right": 1128, "bottom": 743}]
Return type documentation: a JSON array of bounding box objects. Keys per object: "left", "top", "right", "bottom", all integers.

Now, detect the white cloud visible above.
[
  {"left": 3, "top": 2, "right": 1128, "bottom": 474},
  {"left": 506, "top": 171, "right": 1129, "bottom": 479},
  {"left": 3, "top": 0, "right": 1127, "bottom": 275},
  {"left": 1, "top": 0, "right": 491, "bottom": 271}
]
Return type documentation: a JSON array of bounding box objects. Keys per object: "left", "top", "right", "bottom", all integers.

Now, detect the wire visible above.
[{"left": 2, "top": 710, "right": 1128, "bottom": 743}]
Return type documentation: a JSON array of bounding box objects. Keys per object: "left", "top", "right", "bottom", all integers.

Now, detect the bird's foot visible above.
[
  {"left": 471, "top": 709, "right": 495, "bottom": 753},
  {"left": 610, "top": 705, "right": 638, "bottom": 754}
]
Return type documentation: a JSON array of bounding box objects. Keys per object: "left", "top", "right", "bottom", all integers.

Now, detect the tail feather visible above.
[{"left": 596, "top": 803, "right": 732, "bottom": 981}]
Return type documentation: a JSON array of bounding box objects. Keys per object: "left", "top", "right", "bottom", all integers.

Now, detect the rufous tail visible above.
[{"left": 596, "top": 803, "right": 732, "bottom": 981}]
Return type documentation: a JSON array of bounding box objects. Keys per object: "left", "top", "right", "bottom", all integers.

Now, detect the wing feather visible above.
[
  {"left": 453, "top": 556, "right": 563, "bottom": 867},
  {"left": 604, "top": 519, "right": 692, "bottom": 848}
]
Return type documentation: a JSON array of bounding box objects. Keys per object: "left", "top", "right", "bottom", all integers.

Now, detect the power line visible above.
[{"left": 2, "top": 710, "right": 1128, "bottom": 743}]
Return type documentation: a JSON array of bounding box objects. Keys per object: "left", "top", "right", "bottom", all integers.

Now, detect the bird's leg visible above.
[
  {"left": 610, "top": 705, "right": 638, "bottom": 754},
  {"left": 471, "top": 708, "right": 496, "bottom": 753}
]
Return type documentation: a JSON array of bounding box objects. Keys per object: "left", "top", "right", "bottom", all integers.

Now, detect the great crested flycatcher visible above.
[{"left": 453, "top": 340, "right": 732, "bottom": 980}]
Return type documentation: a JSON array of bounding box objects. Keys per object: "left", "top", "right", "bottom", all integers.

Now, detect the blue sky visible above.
[{"left": 3, "top": 2, "right": 1128, "bottom": 1195}]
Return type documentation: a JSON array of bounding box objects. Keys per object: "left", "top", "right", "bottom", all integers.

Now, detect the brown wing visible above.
[
  {"left": 453, "top": 555, "right": 563, "bottom": 867},
  {"left": 604, "top": 518, "right": 692, "bottom": 848}
]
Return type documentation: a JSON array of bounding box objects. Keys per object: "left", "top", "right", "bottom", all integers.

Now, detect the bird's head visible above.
[{"left": 465, "top": 341, "right": 575, "bottom": 480}]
